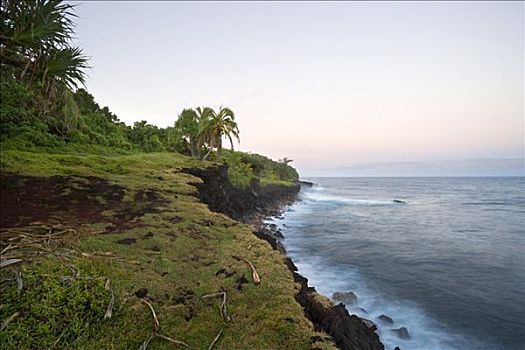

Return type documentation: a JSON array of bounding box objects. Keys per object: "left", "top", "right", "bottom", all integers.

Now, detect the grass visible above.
[{"left": 0, "top": 148, "right": 335, "bottom": 349}]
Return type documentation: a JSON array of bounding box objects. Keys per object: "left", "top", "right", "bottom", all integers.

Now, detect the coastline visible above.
[
  {"left": 1, "top": 156, "right": 383, "bottom": 348},
  {"left": 187, "top": 166, "right": 384, "bottom": 350}
]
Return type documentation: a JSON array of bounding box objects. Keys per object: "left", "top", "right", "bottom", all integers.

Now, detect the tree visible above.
[
  {"left": 1, "top": 0, "right": 89, "bottom": 90},
  {"left": 279, "top": 157, "right": 293, "bottom": 165},
  {"left": 174, "top": 108, "right": 200, "bottom": 158},
  {"left": 197, "top": 106, "right": 239, "bottom": 160}
]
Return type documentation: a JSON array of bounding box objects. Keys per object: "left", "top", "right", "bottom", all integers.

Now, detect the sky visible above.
[{"left": 73, "top": 1, "right": 524, "bottom": 176}]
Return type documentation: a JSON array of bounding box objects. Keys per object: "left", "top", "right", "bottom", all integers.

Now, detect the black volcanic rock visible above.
[
  {"left": 391, "top": 327, "right": 411, "bottom": 340},
  {"left": 360, "top": 317, "right": 378, "bottom": 331},
  {"left": 377, "top": 314, "right": 394, "bottom": 325},
  {"left": 134, "top": 288, "right": 148, "bottom": 298},
  {"left": 184, "top": 165, "right": 300, "bottom": 221},
  {"left": 393, "top": 199, "right": 407, "bottom": 204},
  {"left": 332, "top": 291, "right": 358, "bottom": 304},
  {"left": 184, "top": 164, "right": 384, "bottom": 350}
]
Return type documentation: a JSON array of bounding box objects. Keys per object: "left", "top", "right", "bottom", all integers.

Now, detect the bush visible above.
[{"left": 222, "top": 150, "right": 298, "bottom": 187}]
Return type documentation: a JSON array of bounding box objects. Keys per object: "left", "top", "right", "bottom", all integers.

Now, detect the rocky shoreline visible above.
[{"left": 186, "top": 165, "right": 384, "bottom": 350}]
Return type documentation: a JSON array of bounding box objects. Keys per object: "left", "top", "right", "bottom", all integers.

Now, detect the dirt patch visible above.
[
  {"left": 235, "top": 274, "right": 249, "bottom": 291},
  {"left": 134, "top": 288, "right": 149, "bottom": 298},
  {"left": 1, "top": 172, "right": 125, "bottom": 228},
  {"left": 105, "top": 189, "right": 167, "bottom": 233},
  {"left": 116, "top": 237, "right": 136, "bottom": 245},
  {"left": 172, "top": 288, "right": 195, "bottom": 305},
  {"left": 142, "top": 232, "right": 154, "bottom": 239},
  {"left": 215, "top": 268, "right": 236, "bottom": 278},
  {"left": 0, "top": 172, "right": 167, "bottom": 233}
]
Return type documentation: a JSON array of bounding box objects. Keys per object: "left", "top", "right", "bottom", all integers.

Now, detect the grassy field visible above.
[{"left": 0, "top": 148, "right": 335, "bottom": 349}]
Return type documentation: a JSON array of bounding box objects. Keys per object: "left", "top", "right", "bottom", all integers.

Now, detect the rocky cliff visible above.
[{"left": 185, "top": 165, "right": 384, "bottom": 350}]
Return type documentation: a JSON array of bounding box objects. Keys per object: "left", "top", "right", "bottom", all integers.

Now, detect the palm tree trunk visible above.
[
  {"left": 189, "top": 139, "right": 197, "bottom": 158},
  {"left": 202, "top": 138, "right": 214, "bottom": 160},
  {"left": 217, "top": 139, "right": 222, "bottom": 160}
]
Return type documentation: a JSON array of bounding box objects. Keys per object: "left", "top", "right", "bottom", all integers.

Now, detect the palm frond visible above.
[{"left": 41, "top": 46, "right": 89, "bottom": 88}]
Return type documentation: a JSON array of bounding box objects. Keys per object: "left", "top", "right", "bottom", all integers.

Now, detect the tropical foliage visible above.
[
  {"left": 197, "top": 106, "right": 239, "bottom": 160},
  {"left": 1, "top": 0, "right": 89, "bottom": 90},
  {"left": 0, "top": 0, "right": 298, "bottom": 186}
]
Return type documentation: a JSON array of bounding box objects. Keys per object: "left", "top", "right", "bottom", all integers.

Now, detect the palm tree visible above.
[
  {"left": 174, "top": 108, "right": 201, "bottom": 158},
  {"left": 198, "top": 106, "right": 240, "bottom": 160},
  {"left": 1, "top": 0, "right": 88, "bottom": 89}
]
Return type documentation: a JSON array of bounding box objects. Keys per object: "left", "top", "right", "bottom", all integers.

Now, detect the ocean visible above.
[{"left": 270, "top": 177, "right": 525, "bottom": 350}]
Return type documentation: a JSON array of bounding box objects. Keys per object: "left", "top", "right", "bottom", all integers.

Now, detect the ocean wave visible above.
[
  {"left": 290, "top": 256, "right": 475, "bottom": 350},
  {"left": 302, "top": 192, "right": 400, "bottom": 206}
]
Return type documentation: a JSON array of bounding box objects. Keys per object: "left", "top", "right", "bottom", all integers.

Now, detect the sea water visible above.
[{"left": 272, "top": 177, "right": 525, "bottom": 350}]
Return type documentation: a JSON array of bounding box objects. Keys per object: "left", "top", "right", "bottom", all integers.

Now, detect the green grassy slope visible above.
[{"left": 0, "top": 149, "right": 335, "bottom": 349}]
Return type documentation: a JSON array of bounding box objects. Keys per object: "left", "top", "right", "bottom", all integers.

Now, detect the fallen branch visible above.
[
  {"left": 138, "top": 334, "right": 155, "bottom": 350},
  {"left": 157, "top": 333, "right": 194, "bottom": 349},
  {"left": 137, "top": 297, "right": 195, "bottom": 350},
  {"left": 104, "top": 278, "right": 115, "bottom": 319},
  {"left": 1, "top": 311, "right": 20, "bottom": 331},
  {"left": 202, "top": 292, "right": 231, "bottom": 322},
  {"left": 207, "top": 329, "right": 223, "bottom": 350},
  {"left": 1, "top": 244, "right": 13, "bottom": 255},
  {"left": 49, "top": 325, "right": 69, "bottom": 350},
  {"left": 140, "top": 298, "right": 160, "bottom": 331},
  {"left": 15, "top": 268, "right": 22, "bottom": 294},
  {"left": 0, "top": 259, "right": 23, "bottom": 268},
  {"left": 0, "top": 224, "right": 78, "bottom": 263}
]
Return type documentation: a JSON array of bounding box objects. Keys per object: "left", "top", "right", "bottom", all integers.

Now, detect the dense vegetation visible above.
[
  {"left": 0, "top": 0, "right": 297, "bottom": 187},
  {"left": 0, "top": 2, "right": 333, "bottom": 350}
]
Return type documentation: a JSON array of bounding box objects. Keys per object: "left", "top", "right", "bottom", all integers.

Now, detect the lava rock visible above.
[
  {"left": 360, "top": 317, "right": 377, "bottom": 331},
  {"left": 390, "top": 327, "right": 411, "bottom": 340},
  {"left": 116, "top": 237, "right": 136, "bottom": 245},
  {"left": 135, "top": 288, "right": 148, "bottom": 298},
  {"left": 332, "top": 291, "right": 358, "bottom": 304},
  {"left": 235, "top": 274, "right": 249, "bottom": 291},
  {"left": 377, "top": 314, "right": 394, "bottom": 325},
  {"left": 141, "top": 231, "right": 154, "bottom": 239}
]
